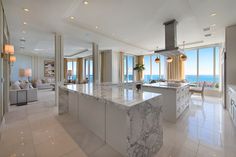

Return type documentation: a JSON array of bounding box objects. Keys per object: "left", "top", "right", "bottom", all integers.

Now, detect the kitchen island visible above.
[
  {"left": 143, "top": 82, "right": 190, "bottom": 122},
  {"left": 59, "top": 83, "right": 163, "bottom": 157}
]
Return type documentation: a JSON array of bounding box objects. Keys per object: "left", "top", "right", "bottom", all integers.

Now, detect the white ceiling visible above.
[{"left": 3, "top": 0, "right": 236, "bottom": 57}]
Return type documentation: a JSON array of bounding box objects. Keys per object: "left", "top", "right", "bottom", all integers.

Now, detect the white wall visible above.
[
  {"left": 11, "top": 53, "right": 54, "bottom": 81},
  {"left": 226, "top": 25, "right": 236, "bottom": 85},
  {"left": 112, "top": 51, "right": 120, "bottom": 84},
  {"left": 100, "top": 50, "right": 120, "bottom": 84}
]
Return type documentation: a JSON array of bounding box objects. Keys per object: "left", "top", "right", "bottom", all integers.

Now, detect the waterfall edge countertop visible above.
[
  {"left": 143, "top": 82, "right": 190, "bottom": 90},
  {"left": 60, "top": 83, "right": 162, "bottom": 110}
]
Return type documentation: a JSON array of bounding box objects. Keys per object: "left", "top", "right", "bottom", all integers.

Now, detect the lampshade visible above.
[
  {"left": 4, "top": 44, "right": 14, "bottom": 54},
  {"left": 155, "top": 57, "right": 160, "bottom": 63},
  {"left": 24, "top": 68, "right": 32, "bottom": 77},
  {"left": 180, "top": 54, "right": 187, "bottom": 61},
  {"left": 167, "top": 57, "right": 173, "bottom": 63},
  {"left": 10, "top": 56, "right": 16, "bottom": 62}
]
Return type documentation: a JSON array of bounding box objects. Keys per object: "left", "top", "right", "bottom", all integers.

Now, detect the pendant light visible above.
[
  {"left": 155, "top": 47, "right": 160, "bottom": 63},
  {"left": 180, "top": 41, "right": 187, "bottom": 61},
  {"left": 155, "top": 57, "right": 160, "bottom": 63},
  {"left": 167, "top": 57, "right": 173, "bottom": 63}
]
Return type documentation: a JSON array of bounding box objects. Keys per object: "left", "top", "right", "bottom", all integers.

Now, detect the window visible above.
[
  {"left": 199, "top": 47, "right": 214, "bottom": 82},
  {"left": 151, "top": 55, "right": 160, "bottom": 80},
  {"left": 123, "top": 55, "right": 134, "bottom": 82},
  {"left": 184, "top": 46, "right": 221, "bottom": 89},
  {"left": 84, "top": 57, "right": 93, "bottom": 83},
  {"left": 67, "top": 60, "right": 77, "bottom": 81},
  {"left": 185, "top": 50, "right": 198, "bottom": 82},
  {"left": 144, "top": 56, "right": 151, "bottom": 82},
  {"left": 144, "top": 55, "right": 165, "bottom": 83}
]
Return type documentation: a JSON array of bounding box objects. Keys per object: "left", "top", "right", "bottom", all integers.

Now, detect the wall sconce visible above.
[
  {"left": 9, "top": 55, "right": 16, "bottom": 65},
  {"left": 1, "top": 44, "right": 14, "bottom": 60}
]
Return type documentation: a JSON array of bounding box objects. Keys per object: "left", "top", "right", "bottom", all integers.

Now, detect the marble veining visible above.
[
  {"left": 60, "top": 83, "right": 162, "bottom": 110},
  {"left": 59, "top": 83, "right": 163, "bottom": 157}
]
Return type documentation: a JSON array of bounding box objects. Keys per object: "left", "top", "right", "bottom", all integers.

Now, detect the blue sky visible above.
[{"left": 143, "top": 47, "right": 220, "bottom": 76}]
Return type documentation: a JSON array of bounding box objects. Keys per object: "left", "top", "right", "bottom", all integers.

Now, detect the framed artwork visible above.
[{"left": 44, "top": 60, "right": 55, "bottom": 77}]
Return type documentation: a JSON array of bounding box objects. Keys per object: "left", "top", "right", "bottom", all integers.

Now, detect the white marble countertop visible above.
[
  {"left": 228, "top": 84, "right": 236, "bottom": 92},
  {"left": 60, "top": 83, "right": 162, "bottom": 109},
  {"left": 143, "top": 82, "right": 189, "bottom": 90}
]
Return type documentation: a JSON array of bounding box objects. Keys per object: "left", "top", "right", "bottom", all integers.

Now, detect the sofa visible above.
[
  {"left": 32, "top": 78, "right": 55, "bottom": 90},
  {"left": 9, "top": 80, "right": 38, "bottom": 105},
  {"left": 9, "top": 88, "right": 38, "bottom": 105}
]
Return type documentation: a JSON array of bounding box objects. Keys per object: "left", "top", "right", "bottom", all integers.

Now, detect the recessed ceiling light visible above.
[
  {"left": 69, "top": 16, "right": 75, "bottom": 20},
  {"left": 83, "top": 0, "right": 89, "bottom": 5},
  {"left": 23, "top": 8, "right": 30, "bottom": 12},
  {"left": 95, "top": 26, "right": 98, "bottom": 29},
  {"left": 23, "top": 22, "right": 27, "bottom": 25},
  {"left": 210, "top": 13, "right": 216, "bottom": 17}
]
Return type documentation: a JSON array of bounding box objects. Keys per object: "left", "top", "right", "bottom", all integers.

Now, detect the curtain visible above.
[
  {"left": 100, "top": 52, "right": 105, "bottom": 82},
  {"left": 167, "top": 56, "right": 185, "bottom": 80},
  {"left": 136, "top": 55, "right": 144, "bottom": 81},
  {"left": 119, "top": 52, "right": 124, "bottom": 82},
  {"left": 64, "top": 58, "right": 67, "bottom": 80},
  {"left": 77, "top": 58, "right": 83, "bottom": 83}
]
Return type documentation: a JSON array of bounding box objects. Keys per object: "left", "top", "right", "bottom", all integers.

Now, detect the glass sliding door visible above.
[
  {"left": 67, "top": 60, "right": 77, "bottom": 81},
  {"left": 84, "top": 57, "right": 93, "bottom": 83},
  {"left": 151, "top": 55, "right": 160, "bottom": 80},
  {"left": 184, "top": 45, "right": 221, "bottom": 89},
  {"left": 144, "top": 56, "right": 151, "bottom": 82},
  {"left": 123, "top": 55, "right": 134, "bottom": 82},
  {"left": 185, "top": 50, "right": 198, "bottom": 82},
  {"left": 199, "top": 47, "right": 214, "bottom": 82}
]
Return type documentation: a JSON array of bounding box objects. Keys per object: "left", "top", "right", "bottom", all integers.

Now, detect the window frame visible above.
[
  {"left": 143, "top": 54, "right": 162, "bottom": 82},
  {"left": 84, "top": 56, "right": 93, "bottom": 83},
  {"left": 123, "top": 54, "right": 135, "bottom": 82},
  {"left": 184, "top": 44, "right": 221, "bottom": 85}
]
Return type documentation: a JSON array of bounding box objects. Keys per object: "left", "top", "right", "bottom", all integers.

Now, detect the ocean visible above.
[{"left": 143, "top": 75, "right": 220, "bottom": 83}]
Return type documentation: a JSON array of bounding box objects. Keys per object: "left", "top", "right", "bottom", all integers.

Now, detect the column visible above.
[
  {"left": 55, "top": 33, "right": 64, "bottom": 106},
  {"left": 92, "top": 43, "right": 100, "bottom": 84}
]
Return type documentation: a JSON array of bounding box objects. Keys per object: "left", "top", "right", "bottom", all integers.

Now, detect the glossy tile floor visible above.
[{"left": 0, "top": 90, "right": 235, "bottom": 157}]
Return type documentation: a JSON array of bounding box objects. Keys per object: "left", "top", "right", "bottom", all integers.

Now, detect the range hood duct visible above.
[{"left": 155, "top": 19, "right": 183, "bottom": 56}]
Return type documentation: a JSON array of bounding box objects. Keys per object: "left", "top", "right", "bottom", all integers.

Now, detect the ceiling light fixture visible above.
[
  {"left": 23, "top": 22, "right": 27, "bottom": 25},
  {"left": 23, "top": 8, "right": 29, "bottom": 12},
  {"left": 95, "top": 26, "right": 98, "bottom": 29},
  {"left": 166, "top": 57, "right": 173, "bottom": 63},
  {"left": 83, "top": 0, "right": 89, "bottom": 5},
  {"left": 155, "top": 57, "right": 160, "bottom": 63},
  {"left": 69, "top": 16, "right": 75, "bottom": 20},
  {"left": 210, "top": 13, "right": 216, "bottom": 17},
  {"left": 180, "top": 41, "right": 187, "bottom": 62}
]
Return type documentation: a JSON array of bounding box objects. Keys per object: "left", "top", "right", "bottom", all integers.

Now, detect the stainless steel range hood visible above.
[{"left": 155, "top": 19, "right": 184, "bottom": 56}]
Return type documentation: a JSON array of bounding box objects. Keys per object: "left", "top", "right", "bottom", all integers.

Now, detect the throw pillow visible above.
[
  {"left": 15, "top": 81, "right": 21, "bottom": 86},
  {"left": 37, "top": 79, "right": 42, "bottom": 84},
  {"left": 20, "top": 82, "right": 29, "bottom": 89},
  {"left": 42, "top": 79, "right": 46, "bottom": 83},
  {"left": 11, "top": 84, "right": 21, "bottom": 90}
]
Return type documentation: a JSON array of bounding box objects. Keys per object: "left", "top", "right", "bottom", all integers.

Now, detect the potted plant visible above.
[{"left": 134, "top": 63, "right": 145, "bottom": 80}]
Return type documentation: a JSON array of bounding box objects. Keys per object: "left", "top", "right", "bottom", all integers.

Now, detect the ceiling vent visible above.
[
  {"left": 203, "top": 27, "right": 210, "bottom": 32},
  {"left": 204, "top": 34, "right": 212, "bottom": 37}
]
